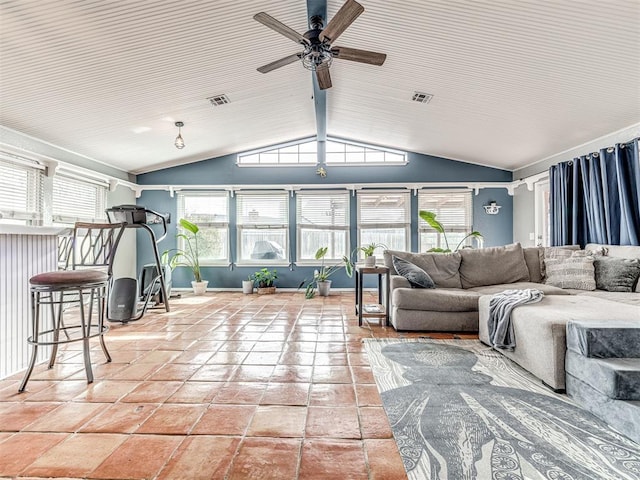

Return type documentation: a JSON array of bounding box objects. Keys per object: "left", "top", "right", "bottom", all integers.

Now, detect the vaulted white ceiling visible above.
[{"left": 1, "top": 0, "right": 638, "bottom": 175}]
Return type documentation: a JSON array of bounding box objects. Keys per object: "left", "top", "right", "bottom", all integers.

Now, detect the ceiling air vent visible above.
[
  {"left": 207, "top": 94, "right": 230, "bottom": 106},
  {"left": 412, "top": 92, "right": 433, "bottom": 104}
]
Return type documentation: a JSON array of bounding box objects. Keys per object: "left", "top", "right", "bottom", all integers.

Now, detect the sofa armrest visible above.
[{"left": 390, "top": 274, "right": 411, "bottom": 290}]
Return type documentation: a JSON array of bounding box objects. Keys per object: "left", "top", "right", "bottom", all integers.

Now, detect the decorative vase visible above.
[
  {"left": 257, "top": 286, "right": 276, "bottom": 295},
  {"left": 364, "top": 255, "right": 376, "bottom": 267},
  {"left": 191, "top": 280, "right": 208, "bottom": 295},
  {"left": 317, "top": 280, "right": 332, "bottom": 297},
  {"left": 242, "top": 280, "right": 254, "bottom": 294}
]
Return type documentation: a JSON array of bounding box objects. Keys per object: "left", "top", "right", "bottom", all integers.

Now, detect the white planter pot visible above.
[
  {"left": 364, "top": 255, "right": 376, "bottom": 267},
  {"left": 317, "top": 280, "right": 332, "bottom": 297},
  {"left": 242, "top": 280, "right": 254, "bottom": 294},
  {"left": 191, "top": 280, "right": 208, "bottom": 295}
]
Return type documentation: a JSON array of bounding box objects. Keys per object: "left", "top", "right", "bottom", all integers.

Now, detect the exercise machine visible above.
[{"left": 106, "top": 205, "right": 171, "bottom": 322}]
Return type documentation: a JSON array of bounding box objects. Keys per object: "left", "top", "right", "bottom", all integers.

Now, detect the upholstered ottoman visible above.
[
  {"left": 565, "top": 320, "right": 640, "bottom": 444},
  {"left": 478, "top": 295, "right": 640, "bottom": 390}
]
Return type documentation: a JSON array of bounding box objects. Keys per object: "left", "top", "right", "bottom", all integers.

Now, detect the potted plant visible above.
[
  {"left": 164, "top": 218, "right": 208, "bottom": 295},
  {"left": 419, "top": 210, "right": 483, "bottom": 252},
  {"left": 252, "top": 268, "right": 278, "bottom": 295},
  {"left": 299, "top": 247, "right": 354, "bottom": 298},
  {"left": 356, "top": 242, "right": 388, "bottom": 267},
  {"left": 242, "top": 275, "right": 254, "bottom": 294}
]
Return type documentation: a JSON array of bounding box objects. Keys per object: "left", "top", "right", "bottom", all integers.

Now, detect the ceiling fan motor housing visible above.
[{"left": 302, "top": 18, "right": 332, "bottom": 71}]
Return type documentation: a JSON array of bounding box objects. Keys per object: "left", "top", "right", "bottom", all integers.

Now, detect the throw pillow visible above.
[
  {"left": 392, "top": 256, "right": 435, "bottom": 289},
  {"left": 541, "top": 245, "right": 582, "bottom": 279},
  {"left": 459, "top": 243, "right": 530, "bottom": 288},
  {"left": 594, "top": 257, "right": 640, "bottom": 292},
  {"left": 544, "top": 257, "right": 596, "bottom": 290},
  {"left": 384, "top": 249, "right": 462, "bottom": 288}
]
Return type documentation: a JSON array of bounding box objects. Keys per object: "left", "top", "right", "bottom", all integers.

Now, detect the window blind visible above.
[
  {"left": 236, "top": 192, "right": 288, "bottom": 227},
  {"left": 0, "top": 157, "right": 44, "bottom": 223},
  {"left": 52, "top": 173, "right": 107, "bottom": 224},
  {"left": 297, "top": 191, "right": 349, "bottom": 261},
  {"left": 358, "top": 191, "right": 410, "bottom": 226},
  {"left": 178, "top": 191, "right": 229, "bottom": 226},
  {"left": 418, "top": 190, "right": 472, "bottom": 231}
]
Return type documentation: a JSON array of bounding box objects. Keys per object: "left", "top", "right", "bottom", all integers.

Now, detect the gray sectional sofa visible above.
[
  {"left": 384, "top": 242, "right": 640, "bottom": 393},
  {"left": 384, "top": 242, "right": 640, "bottom": 332}
]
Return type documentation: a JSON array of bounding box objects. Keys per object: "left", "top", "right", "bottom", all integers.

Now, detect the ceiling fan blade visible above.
[
  {"left": 316, "top": 68, "right": 332, "bottom": 90},
  {"left": 331, "top": 46, "right": 386, "bottom": 66},
  {"left": 254, "top": 12, "right": 308, "bottom": 45},
  {"left": 319, "top": 0, "right": 364, "bottom": 44},
  {"left": 257, "top": 53, "right": 302, "bottom": 73}
]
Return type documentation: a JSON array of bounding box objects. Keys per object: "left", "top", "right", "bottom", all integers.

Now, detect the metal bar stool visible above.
[{"left": 19, "top": 222, "right": 126, "bottom": 392}]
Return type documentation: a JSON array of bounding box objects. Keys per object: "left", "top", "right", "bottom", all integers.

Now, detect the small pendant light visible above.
[{"left": 174, "top": 121, "right": 185, "bottom": 149}]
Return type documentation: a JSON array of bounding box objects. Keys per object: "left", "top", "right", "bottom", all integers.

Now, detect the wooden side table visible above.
[{"left": 354, "top": 265, "right": 390, "bottom": 327}]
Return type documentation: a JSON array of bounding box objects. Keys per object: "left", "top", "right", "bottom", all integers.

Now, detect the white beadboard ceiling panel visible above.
[{"left": 1, "top": 0, "right": 639, "bottom": 174}]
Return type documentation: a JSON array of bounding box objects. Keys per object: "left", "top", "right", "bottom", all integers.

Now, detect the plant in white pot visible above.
[
  {"left": 299, "top": 247, "right": 353, "bottom": 299},
  {"left": 165, "top": 218, "right": 208, "bottom": 295},
  {"left": 419, "top": 210, "right": 483, "bottom": 252},
  {"left": 356, "top": 242, "right": 388, "bottom": 267},
  {"left": 242, "top": 275, "right": 254, "bottom": 294}
]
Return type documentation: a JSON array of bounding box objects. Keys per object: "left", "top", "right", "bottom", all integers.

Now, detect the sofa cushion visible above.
[
  {"left": 458, "top": 243, "right": 530, "bottom": 288},
  {"left": 544, "top": 256, "right": 596, "bottom": 290},
  {"left": 523, "top": 247, "right": 544, "bottom": 283},
  {"left": 593, "top": 257, "right": 640, "bottom": 292},
  {"left": 392, "top": 256, "right": 435, "bottom": 289},
  {"left": 384, "top": 250, "right": 462, "bottom": 288},
  {"left": 392, "top": 287, "right": 481, "bottom": 312},
  {"left": 469, "top": 281, "right": 571, "bottom": 296},
  {"left": 571, "top": 290, "right": 640, "bottom": 307}
]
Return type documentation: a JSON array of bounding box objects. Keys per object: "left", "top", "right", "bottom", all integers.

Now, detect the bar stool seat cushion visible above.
[{"left": 30, "top": 269, "right": 108, "bottom": 286}]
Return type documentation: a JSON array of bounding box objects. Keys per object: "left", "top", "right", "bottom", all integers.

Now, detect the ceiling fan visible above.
[{"left": 253, "top": 0, "right": 386, "bottom": 90}]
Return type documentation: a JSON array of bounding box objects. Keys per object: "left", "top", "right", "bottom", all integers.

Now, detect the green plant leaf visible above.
[
  {"left": 179, "top": 218, "right": 199, "bottom": 234},
  {"left": 419, "top": 210, "right": 445, "bottom": 234}
]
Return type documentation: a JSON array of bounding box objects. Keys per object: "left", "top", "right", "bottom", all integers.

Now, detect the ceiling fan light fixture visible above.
[
  {"left": 174, "top": 121, "right": 185, "bottom": 149},
  {"left": 301, "top": 44, "right": 333, "bottom": 71}
]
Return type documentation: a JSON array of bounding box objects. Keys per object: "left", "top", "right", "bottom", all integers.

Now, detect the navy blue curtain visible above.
[{"left": 550, "top": 138, "right": 640, "bottom": 246}]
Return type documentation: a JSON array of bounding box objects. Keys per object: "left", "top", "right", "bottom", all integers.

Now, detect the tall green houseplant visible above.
[
  {"left": 167, "top": 218, "right": 203, "bottom": 282},
  {"left": 419, "top": 210, "right": 483, "bottom": 253}
]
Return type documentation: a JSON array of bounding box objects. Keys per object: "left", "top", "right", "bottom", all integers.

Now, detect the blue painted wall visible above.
[{"left": 136, "top": 148, "right": 513, "bottom": 289}]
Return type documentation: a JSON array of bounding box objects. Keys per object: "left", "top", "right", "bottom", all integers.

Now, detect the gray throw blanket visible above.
[{"left": 488, "top": 289, "right": 544, "bottom": 350}]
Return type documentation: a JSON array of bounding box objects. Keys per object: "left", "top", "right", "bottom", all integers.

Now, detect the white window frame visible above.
[
  {"left": 177, "top": 191, "right": 230, "bottom": 266},
  {"left": 418, "top": 189, "right": 474, "bottom": 252},
  {"left": 356, "top": 190, "right": 411, "bottom": 257},
  {"left": 534, "top": 179, "right": 550, "bottom": 247},
  {"left": 52, "top": 171, "right": 107, "bottom": 226},
  {"left": 237, "top": 138, "right": 317, "bottom": 166},
  {"left": 296, "top": 190, "right": 350, "bottom": 264},
  {"left": 326, "top": 138, "right": 407, "bottom": 165},
  {"left": 0, "top": 154, "right": 44, "bottom": 225},
  {"left": 236, "top": 190, "right": 290, "bottom": 266}
]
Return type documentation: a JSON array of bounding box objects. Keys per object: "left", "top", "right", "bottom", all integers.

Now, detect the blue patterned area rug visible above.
[{"left": 364, "top": 339, "right": 640, "bottom": 480}]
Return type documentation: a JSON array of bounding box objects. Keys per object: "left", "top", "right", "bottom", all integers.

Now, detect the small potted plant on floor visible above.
[
  {"left": 356, "top": 242, "right": 388, "bottom": 267},
  {"left": 242, "top": 275, "right": 254, "bottom": 294},
  {"left": 299, "top": 246, "right": 353, "bottom": 298},
  {"left": 165, "top": 218, "right": 208, "bottom": 295},
  {"left": 252, "top": 268, "right": 278, "bottom": 295}
]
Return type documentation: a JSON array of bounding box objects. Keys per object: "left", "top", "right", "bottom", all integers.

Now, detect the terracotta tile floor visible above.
[{"left": 0, "top": 291, "right": 477, "bottom": 479}]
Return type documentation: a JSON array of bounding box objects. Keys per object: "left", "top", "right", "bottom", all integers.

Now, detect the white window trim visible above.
[
  {"left": 0, "top": 154, "right": 45, "bottom": 224},
  {"left": 235, "top": 190, "right": 290, "bottom": 266},
  {"left": 534, "top": 179, "right": 550, "bottom": 247},
  {"left": 356, "top": 189, "right": 412, "bottom": 256},
  {"left": 296, "top": 190, "right": 350, "bottom": 265},
  {"left": 177, "top": 191, "right": 230, "bottom": 266},
  {"left": 418, "top": 188, "right": 474, "bottom": 252}
]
